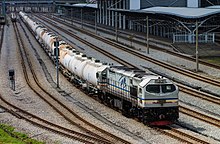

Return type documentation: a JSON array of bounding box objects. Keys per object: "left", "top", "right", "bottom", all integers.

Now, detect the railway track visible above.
[
  {"left": 44, "top": 16, "right": 220, "bottom": 128},
  {"left": 156, "top": 127, "right": 210, "bottom": 144},
  {"left": 45, "top": 14, "right": 220, "bottom": 88},
  {"left": 180, "top": 106, "right": 220, "bottom": 128},
  {"left": 178, "top": 84, "right": 220, "bottom": 105},
  {"left": 0, "top": 94, "right": 111, "bottom": 144},
  {"left": 32, "top": 16, "right": 215, "bottom": 143},
  {"left": 48, "top": 15, "right": 220, "bottom": 99},
  {"left": 162, "top": 126, "right": 210, "bottom": 144},
  {"left": 13, "top": 21, "right": 130, "bottom": 144},
  {"left": 54, "top": 14, "right": 220, "bottom": 69},
  {"left": 37, "top": 15, "right": 220, "bottom": 105},
  {"left": 72, "top": 17, "right": 220, "bottom": 141}
]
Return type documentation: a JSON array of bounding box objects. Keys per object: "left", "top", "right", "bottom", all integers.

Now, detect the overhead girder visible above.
[{"left": 124, "top": 10, "right": 220, "bottom": 34}]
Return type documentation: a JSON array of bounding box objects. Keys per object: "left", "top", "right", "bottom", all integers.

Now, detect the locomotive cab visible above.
[
  {"left": 138, "top": 77, "right": 179, "bottom": 125},
  {"left": 138, "top": 77, "right": 178, "bottom": 107}
]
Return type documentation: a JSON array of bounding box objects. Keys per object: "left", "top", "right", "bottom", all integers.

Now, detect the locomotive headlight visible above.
[{"left": 140, "top": 99, "right": 142, "bottom": 104}]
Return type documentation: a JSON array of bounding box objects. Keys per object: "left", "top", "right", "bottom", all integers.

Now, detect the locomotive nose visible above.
[{"left": 159, "top": 114, "right": 165, "bottom": 119}]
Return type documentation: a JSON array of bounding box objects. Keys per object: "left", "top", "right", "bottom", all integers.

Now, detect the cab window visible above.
[
  {"left": 139, "top": 88, "right": 142, "bottom": 93},
  {"left": 146, "top": 85, "right": 160, "bottom": 93},
  {"left": 161, "top": 84, "right": 176, "bottom": 93}
]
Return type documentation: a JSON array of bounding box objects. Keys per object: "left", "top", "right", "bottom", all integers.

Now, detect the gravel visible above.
[
  {"left": 0, "top": 13, "right": 219, "bottom": 144},
  {"left": 0, "top": 20, "right": 82, "bottom": 144},
  {"left": 40, "top": 15, "right": 220, "bottom": 143}
]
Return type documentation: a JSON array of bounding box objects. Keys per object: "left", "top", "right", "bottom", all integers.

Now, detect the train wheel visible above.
[
  {"left": 122, "top": 107, "right": 132, "bottom": 118},
  {"left": 142, "top": 117, "right": 148, "bottom": 125},
  {"left": 122, "top": 100, "right": 132, "bottom": 118},
  {"left": 122, "top": 109, "right": 129, "bottom": 117},
  {"left": 97, "top": 94, "right": 104, "bottom": 103}
]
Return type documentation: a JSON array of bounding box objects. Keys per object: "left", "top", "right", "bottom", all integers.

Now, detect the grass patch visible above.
[
  {"left": 0, "top": 124, "right": 45, "bottom": 144},
  {"left": 202, "top": 57, "right": 220, "bottom": 65}
]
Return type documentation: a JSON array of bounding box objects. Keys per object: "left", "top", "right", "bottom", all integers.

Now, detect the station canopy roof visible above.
[
  {"left": 72, "top": 3, "right": 97, "bottom": 8},
  {"left": 59, "top": 3, "right": 97, "bottom": 8},
  {"left": 113, "top": 6, "right": 220, "bottom": 19}
]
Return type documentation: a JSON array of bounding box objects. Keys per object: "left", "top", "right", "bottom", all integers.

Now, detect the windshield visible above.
[
  {"left": 146, "top": 85, "right": 160, "bottom": 93},
  {"left": 146, "top": 84, "right": 176, "bottom": 93},
  {"left": 161, "top": 84, "right": 176, "bottom": 93}
]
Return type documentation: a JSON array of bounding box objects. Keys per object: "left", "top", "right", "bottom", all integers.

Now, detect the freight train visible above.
[{"left": 19, "top": 11, "right": 179, "bottom": 126}]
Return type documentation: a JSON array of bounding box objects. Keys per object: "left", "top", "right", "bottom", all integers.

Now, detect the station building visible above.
[
  {"left": 2, "top": 0, "right": 220, "bottom": 45},
  {"left": 0, "top": 0, "right": 54, "bottom": 13},
  {"left": 97, "top": 0, "right": 220, "bottom": 43}
]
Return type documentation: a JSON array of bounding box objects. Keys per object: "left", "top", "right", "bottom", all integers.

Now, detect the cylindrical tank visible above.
[
  {"left": 48, "top": 37, "right": 56, "bottom": 53},
  {"left": 43, "top": 33, "right": 53, "bottom": 50},
  {"left": 68, "top": 52, "right": 81, "bottom": 73},
  {"left": 71, "top": 55, "right": 90, "bottom": 78},
  {"left": 82, "top": 60, "right": 108, "bottom": 86},
  {"left": 63, "top": 54, "right": 74, "bottom": 71},
  {"left": 59, "top": 49, "right": 68, "bottom": 64},
  {"left": 41, "top": 32, "right": 48, "bottom": 44},
  {"left": 36, "top": 27, "right": 46, "bottom": 41}
]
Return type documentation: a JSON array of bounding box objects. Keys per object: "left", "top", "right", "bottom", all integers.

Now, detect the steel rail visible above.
[{"left": 36, "top": 16, "right": 213, "bottom": 144}]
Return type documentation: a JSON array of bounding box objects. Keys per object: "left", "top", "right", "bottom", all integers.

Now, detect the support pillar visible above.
[{"left": 195, "top": 20, "right": 199, "bottom": 72}]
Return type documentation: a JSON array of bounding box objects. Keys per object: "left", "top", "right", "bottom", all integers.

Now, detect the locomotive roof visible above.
[
  {"left": 133, "top": 72, "right": 156, "bottom": 78},
  {"left": 110, "top": 66, "right": 155, "bottom": 78},
  {"left": 110, "top": 66, "right": 144, "bottom": 72},
  {"left": 139, "top": 76, "right": 172, "bottom": 87},
  {"left": 139, "top": 75, "right": 161, "bottom": 87}
]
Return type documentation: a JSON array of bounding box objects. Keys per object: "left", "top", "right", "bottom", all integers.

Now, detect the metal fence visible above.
[{"left": 173, "top": 33, "right": 215, "bottom": 43}]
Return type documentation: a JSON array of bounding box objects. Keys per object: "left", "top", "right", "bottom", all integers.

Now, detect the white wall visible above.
[
  {"left": 130, "top": 0, "right": 140, "bottom": 10},
  {"left": 187, "top": 0, "right": 199, "bottom": 8}
]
